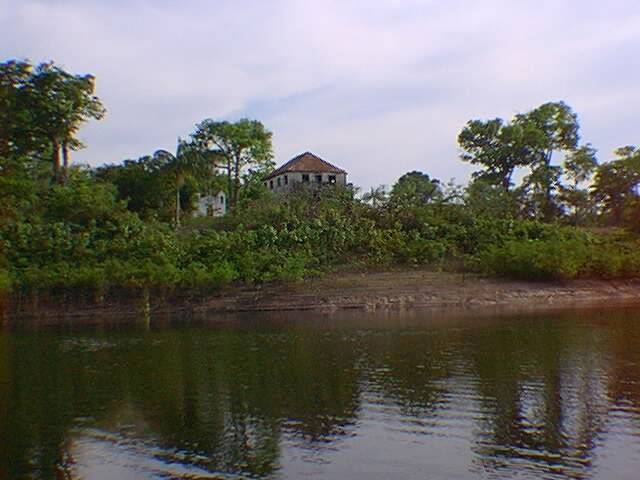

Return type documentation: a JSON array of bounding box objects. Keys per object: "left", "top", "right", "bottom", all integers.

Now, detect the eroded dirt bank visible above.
[
  {"left": 5, "top": 270, "right": 640, "bottom": 321},
  {"left": 186, "top": 271, "right": 640, "bottom": 314}
]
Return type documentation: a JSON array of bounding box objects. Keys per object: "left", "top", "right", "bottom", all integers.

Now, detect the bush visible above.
[
  {"left": 478, "top": 238, "right": 592, "bottom": 281},
  {"left": 0, "top": 269, "right": 12, "bottom": 297}
]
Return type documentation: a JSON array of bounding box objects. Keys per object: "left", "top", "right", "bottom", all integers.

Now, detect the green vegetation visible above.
[{"left": 1, "top": 60, "right": 640, "bottom": 310}]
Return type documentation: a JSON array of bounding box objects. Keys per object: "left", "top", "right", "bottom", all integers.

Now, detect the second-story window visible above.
[
  {"left": 302, "top": 174, "right": 309, "bottom": 182},
  {"left": 315, "top": 174, "right": 322, "bottom": 183},
  {"left": 284, "top": 175, "right": 288, "bottom": 185}
]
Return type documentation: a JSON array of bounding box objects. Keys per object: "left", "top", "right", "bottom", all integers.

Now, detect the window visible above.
[
  {"left": 270, "top": 180, "right": 274, "bottom": 189},
  {"left": 315, "top": 174, "right": 322, "bottom": 183},
  {"left": 220, "top": 195, "right": 224, "bottom": 204},
  {"left": 277, "top": 177, "right": 281, "bottom": 187},
  {"left": 284, "top": 175, "right": 288, "bottom": 185},
  {"left": 328, "top": 175, "right": 336, "bottom": 184},
  {"left": 302, "top": 174, "right": 309, "bottom": 182}
]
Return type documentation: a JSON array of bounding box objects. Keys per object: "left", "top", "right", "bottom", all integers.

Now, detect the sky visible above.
[{"left": 2, "top": 0, "right": 639, "bottom": 192}]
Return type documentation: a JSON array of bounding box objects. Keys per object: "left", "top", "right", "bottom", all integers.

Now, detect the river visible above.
[{"left": 2, "top": 306, "right": 640, "bottom": 479}]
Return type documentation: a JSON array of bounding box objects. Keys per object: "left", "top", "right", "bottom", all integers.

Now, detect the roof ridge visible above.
[{"left": 263, "top": 152, "right": 347, "bottom": 180}]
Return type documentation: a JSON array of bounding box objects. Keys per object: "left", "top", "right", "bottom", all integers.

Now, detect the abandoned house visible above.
[
  {"left": 194, "top": 191, "right": 226, "bottom": 217},
  {"left": 263, "top": 152, "right": 348, "bottom": 193}
]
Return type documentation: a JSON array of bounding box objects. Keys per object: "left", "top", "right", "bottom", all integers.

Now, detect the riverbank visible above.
[
  {"left": 184, "top": 270, "right": 640, "bottom": 313},
  {"left": 6, "top": 270, "right": 640, "bottom": 321}
]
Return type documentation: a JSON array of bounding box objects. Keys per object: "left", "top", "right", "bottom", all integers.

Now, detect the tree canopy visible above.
[
  {"left": 192, "top": 119, "right": 273, "bottom": 208},
  {"left": 458, "top": 101, "right": 591, "bottom": 221},
  {"left": 390, "top": 171, "right": 442, "bottom": 206},
  {"left": 3, "top": 58, "right": 640, "bottom": 309},
  {"left": 0, "top": 59, "right": 105, "bottom": 182},
  {"left": 154, "top": 139, "right": 210, "bottom": 227},
  {"left": 458, "top": 118, "right": 534, "bottom": 192},
  {"left": 591, "top": 146, "right": 640, "bottom": 224}
]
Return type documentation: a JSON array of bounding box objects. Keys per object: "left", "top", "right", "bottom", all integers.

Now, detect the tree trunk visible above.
[
  {"left": 61, "top": 140, "right": 69, "bottom": 184},
  {"left": 62, "top": 140, "right": 69, "bottom": 168},
  {"left": 226, "top": 158, "right": 233, "bottom": 208},
  {"left": 233, "top": 156, "right": 241, "bottom": 208},
  {"left": 175, "top": 183, "right": 181, "bottom": 228},
  {"left": 51, "top": 137, "right": 62, "bottom": 183}
]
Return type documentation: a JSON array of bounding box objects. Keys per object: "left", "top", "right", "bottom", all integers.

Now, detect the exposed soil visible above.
[
  {"left": 185, "top": 270, "right": 640, "bottom": 314},
  {"left": 5, "top": 270, "right": 640, "bottom": 321}
]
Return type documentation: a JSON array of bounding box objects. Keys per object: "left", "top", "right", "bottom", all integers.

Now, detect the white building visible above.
[{"left": 195, "top": 191, "right": 226, "bottom": 217}]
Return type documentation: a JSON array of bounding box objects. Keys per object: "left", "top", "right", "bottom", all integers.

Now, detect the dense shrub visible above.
[
  {"left": 478, "top": 238, "right": 592, "bottom": 281},
  {"left": 0, "top": 268, "right": 12, "bottom": 297},
  {"left": 3, "top": 177, "right": 640, "bottom": 304}
]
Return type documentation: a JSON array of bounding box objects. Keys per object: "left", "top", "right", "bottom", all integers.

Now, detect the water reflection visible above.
[{"left": 3, "top": 307, "right": 640, "bottom": 479}]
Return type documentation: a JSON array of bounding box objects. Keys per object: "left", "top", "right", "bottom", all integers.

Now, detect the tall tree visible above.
[
  {"left": 154, "top": 139, "right": 208, "bottom": 227},
  {"left": 514, "top": 101, "right": 580, "bottom": 221},
  {"left": 591, "top": 146, "right": 640, "bottom": 225},
  {"left": 458, "top": 118, "right": 535, "bottom": 192},
  {"left": 192, "top": 119, "right": 273, "bottom": 209},
  {"left": 0, "top": 60, "right": 33, "bottom": 159},
  {"left": 560, "top": 144, "right": 598, "bottom": 225},
  {"left": 95, "top": 155, "right": 173, "bottom": 219},
  {"left": 362, "top": 185, "right": 388, "bottom": 208},
  {"left": 1, "top": 60, "right": 105, "bottom": 183},
  {"left": 458, "top": 101, "right": 585, "bottom": 222},
  {"left": 390, "top": 171, "right": 443, "bottom": 206}
]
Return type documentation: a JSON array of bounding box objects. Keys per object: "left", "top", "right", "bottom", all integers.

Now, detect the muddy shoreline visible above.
[{"left": 5, "top": 270, "right": 640, "bottom": 322}]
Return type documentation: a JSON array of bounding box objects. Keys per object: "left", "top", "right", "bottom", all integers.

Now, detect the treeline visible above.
[{"left": 1, "top": 60, "right": 640, "bottom": 309}]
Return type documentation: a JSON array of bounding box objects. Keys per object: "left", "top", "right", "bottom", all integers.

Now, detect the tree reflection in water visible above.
[{"left": 3, "top": 307, "right": 640, "bottom": 479}]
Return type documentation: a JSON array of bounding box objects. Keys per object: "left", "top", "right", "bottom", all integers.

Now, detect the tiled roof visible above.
[{"left": 263, "top": 152, "right": 347, "bottom": 180}]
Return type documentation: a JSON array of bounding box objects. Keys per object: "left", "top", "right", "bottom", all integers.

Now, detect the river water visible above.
[{"left": 2, "top": 306, "right": 640, "bottom": 479}]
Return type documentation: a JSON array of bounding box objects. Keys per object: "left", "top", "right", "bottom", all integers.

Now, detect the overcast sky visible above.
[{"left": 2, "top": 0, "right": 639, "bottom": 191}]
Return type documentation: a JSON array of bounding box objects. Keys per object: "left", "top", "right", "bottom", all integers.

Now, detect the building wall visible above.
[
  {"left": 265, "top": 172, "right": 347, "bottom": 193},
  {"left": 195, "top": 192, "right": 226, "bottom": 217}
]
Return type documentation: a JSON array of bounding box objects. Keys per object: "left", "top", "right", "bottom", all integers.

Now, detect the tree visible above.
[
  {"left": 458, "top": 101, "right": 586, "bottom": 222},
  {"left": 0, "top": 60, "right": 33, "bottom": 159},
  {"left": 154, "top": 139, "right": 209, "bottom": 227},
  {"left": 464, "top": 177, "right": 519, "bottom": 219},
  {"left": 591, "top": 146, "right": 640, "bottom": 225},
  {"left": 389, "top": 171, "right": 443, "bottom": 206},
  {"left": 514, "top": 101, "right": 580, "bottom": 222},
  {"left": 458, "top": 118, "right": 534, "bottom": 192},
  {"left": 192, "top": 119, "right": 273, "bottom": 209},
  {"left": 95, "top": 155, "right": 173, "bottom": 219},
  {"left": 1, "top": 60, "right": 105, "bottom": 183},
  {"left": 560, "top": 144, "right": 598, "bottom": 225},
  {"left": 361, "top": 185, "right": 388, "bottom": 208}
]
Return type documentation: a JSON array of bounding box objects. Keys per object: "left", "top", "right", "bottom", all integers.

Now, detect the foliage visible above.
[
  {"left": 0, "top": 59, "right": 105, "bottom": 183},
  {"left": 389, "top": 171, "right": 442, "bottom": 206},
  {"left": 154, "top": 139, "right": 210, "bottom": 227},
  {"left": 192, "top": 118, "right": 274, "bottom": 209},
  {"left": 591, "top": 146, "right": 640, "bottom": 225},
  {"left": 3, "top": 62, "right": 640, "bottom": 307},
  {"left": 478, "top": 236, "right": 591, "bottom": 281},
  {"left": 458, "top": 101, "right": 593, "bottom": 222},
  {"left": 458, "top": 118, "right": 534, "bottom": 191}
]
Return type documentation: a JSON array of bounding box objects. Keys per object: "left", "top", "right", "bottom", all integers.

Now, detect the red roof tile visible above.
[{"left": 264, "top": 152, "right": 347, "bottom": 180}]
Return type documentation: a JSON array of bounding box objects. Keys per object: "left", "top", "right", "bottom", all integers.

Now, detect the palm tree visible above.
[
  {"left": 362, "top": 185, "right": 388, "bottom": 208},
  {"left": 153, "top": 139, "right": 208, "bottom": 227}
]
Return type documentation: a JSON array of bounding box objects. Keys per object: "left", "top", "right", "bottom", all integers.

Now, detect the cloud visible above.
[{"left": 2, "top": 0, "right": 640, "bottom": 190}]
